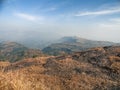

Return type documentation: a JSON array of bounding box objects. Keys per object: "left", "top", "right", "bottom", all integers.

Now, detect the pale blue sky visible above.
[{"left": 0, "top": 0, "right": 120, "bottom": 42}]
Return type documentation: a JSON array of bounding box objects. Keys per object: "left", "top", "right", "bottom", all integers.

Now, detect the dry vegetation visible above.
[{"left": 0, "top": 46, "right": 120, "bottom": 90}]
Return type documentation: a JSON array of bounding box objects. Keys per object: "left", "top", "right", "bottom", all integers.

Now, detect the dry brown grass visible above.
[
  {"left": 0, "top": 45, "right": 120, "bottom": 90},
  {"left": 0, "top": 70, "right": 43, "bottom": 90},
  {"left": 0, "top": 70, "right": 61, "bottom": 90},
  {"left": 0, "top": 57, "right": 62, "bottom": 90},
  {"left": 109, "top": 56, "right": 120, "bottom": 62},
  {"left": 0, "top": 57, "right": 45, "bottom": 90}
]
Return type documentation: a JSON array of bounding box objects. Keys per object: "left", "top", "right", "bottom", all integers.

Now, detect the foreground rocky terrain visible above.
[{"left": 0, "top": 46, "right": 120, "bottom": 90}]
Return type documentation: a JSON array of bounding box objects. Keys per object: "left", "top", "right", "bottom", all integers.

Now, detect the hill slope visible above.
[
  {"left": 0, "top": 46, "right": 119, "bottom": 90},
  {"left": 42, "top": 36, "right": 118, "bottom": 55},
  {"left": 0, "top": 42, "right": 44, "bottom": 62}
]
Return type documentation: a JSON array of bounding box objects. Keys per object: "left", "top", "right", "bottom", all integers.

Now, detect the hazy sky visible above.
[{"left": 0, "top": 0, "right": 120, "bottom": 42}]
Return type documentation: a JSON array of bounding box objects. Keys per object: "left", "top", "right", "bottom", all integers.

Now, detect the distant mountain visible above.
[
  {"left": 0, "top": 31, "right": 60, "bottom": 49},
  {"left": 0, "top": 42, "right": 44, "bottom": 62},
  {"left": 58, "top": 36, "right": 89, "bottom": 43},
  {"left": 42, "top": 36, "right": 119, "bottom": 55}
]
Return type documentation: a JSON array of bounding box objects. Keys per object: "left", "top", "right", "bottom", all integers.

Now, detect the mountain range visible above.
[
  {"left": 42, "top": 36, "right": 119, "bottom": 55},
  {"left": 0, "top": 36, "right": 119, "bottom": 62}
]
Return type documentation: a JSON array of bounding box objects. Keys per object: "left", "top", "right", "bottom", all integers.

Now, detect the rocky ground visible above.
[{"left": 0, "top": 46, "right": 120, "bottom": 90}]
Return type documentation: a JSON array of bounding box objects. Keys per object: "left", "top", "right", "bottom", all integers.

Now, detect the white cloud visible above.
[
  {"left": 14, "top": 13, "right": 39, "bottom": 21},
  {"left": 75, "top": 8, "right": 120, "bottom": 16}
]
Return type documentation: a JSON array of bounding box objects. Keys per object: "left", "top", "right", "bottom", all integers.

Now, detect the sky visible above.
[{"left": 0, "top": 0, "right": 120, "bottom": 42}]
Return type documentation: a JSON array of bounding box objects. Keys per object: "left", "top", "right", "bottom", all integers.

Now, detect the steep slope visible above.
[
  {"left": 0, "top": 46, "right": 119, "bottom": 90},
  {"left": 0, "top": 42, "right": 44, "bottom": 62},
  {"left": 42, "top": 36, "right": 118, "bottom": 55}
]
